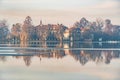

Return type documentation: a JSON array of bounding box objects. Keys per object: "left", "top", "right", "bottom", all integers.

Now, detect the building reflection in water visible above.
[{"left": 0, "top": 41, "right": 120, "bottom": 66}]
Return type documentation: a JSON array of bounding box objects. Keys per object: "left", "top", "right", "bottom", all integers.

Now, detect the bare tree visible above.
[
  {"left": 21, "top": 16, "right": 34, "bottom": 41},
  {"left": 0, "top": 19, "right": 9, "bottom": 41},
  {"left": 11, "top": 23, "right": 21, "bottom": 41}
]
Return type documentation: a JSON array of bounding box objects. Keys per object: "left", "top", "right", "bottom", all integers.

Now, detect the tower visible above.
[{"left": 40, "top": 20, "right": 43, "bottom": 26}]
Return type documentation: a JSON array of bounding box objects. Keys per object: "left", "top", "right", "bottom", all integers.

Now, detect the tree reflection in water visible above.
[{"left": 0, "top": 41, "right": 120, "bottom": 66}]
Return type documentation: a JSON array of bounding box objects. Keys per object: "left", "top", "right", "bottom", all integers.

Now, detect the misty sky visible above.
[{"left": 0, "top": 0, "right": 120, "bottom": 27}]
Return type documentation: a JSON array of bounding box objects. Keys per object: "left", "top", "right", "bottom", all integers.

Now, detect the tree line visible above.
[{"left": 0, "top": 16, "right": 120, "bottom": 42}]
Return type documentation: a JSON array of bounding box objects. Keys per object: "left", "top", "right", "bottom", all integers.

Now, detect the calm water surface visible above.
[{"left": 0, "top": 42, "right": 120, "bottom": 80}]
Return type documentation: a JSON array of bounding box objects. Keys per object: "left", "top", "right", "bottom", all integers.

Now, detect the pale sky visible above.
[{"left": 0, "top": 0, "right": 120, "bottom": 27}]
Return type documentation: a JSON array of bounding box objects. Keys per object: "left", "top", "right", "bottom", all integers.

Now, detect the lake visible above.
[{"left": 0, "top": 42, "right": 120, "bottom": 80}]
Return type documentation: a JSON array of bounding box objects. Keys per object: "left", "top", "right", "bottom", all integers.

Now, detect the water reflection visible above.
[
  {"left": 0, "top": 50, "right": 120, "bottom": 66},
  {"left": 0, "top": 42, "right": 120, "bottom": 80},
  {"left": 0, "top": 41, "right": 120, "bottom": 66}
]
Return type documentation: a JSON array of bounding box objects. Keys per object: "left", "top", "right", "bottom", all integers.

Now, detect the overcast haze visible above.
[{"left": 0, "top": 0, "right": 120, "bottom": 27}]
